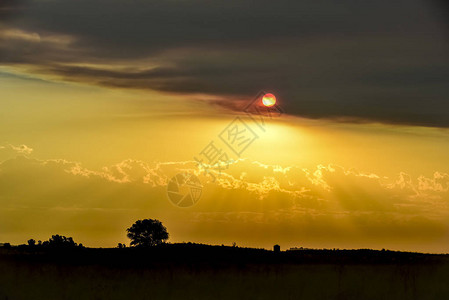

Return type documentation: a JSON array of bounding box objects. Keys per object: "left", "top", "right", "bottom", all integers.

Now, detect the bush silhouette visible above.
[
  {"left": 127, "top": 219, "right": 169, "bottom": 247},
  {"left": 36, "top": 234, "right": 82, "bottom": 248}
]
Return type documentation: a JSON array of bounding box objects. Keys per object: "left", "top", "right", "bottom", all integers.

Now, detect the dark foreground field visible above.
[{"left": 0, "top": 244, "right": 448, "bottom": 300}]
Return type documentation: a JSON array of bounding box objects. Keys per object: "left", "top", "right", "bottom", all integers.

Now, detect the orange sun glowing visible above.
[{"left": 262, "top": 93, "right": 276, "bottom": 107}]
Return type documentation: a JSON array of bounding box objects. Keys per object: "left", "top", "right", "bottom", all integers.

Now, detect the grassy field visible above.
[{"left": 0, "top": 246, "right": 448, "bottom": 299}]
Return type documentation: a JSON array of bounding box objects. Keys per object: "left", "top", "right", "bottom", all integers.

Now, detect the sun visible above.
[{"left": 262, "top": 93, "right": 276, "bottom": 107}]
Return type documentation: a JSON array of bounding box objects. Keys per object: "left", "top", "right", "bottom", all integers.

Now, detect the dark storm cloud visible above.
[
  {"left": 8, "top": 0, "right": 444, "bottom": 57},
  {"left": 0, "top": 0, "right": 25, "bottom": 21},
  {"left": 1, "top": 0, "right": 448, "bottom": 127}
]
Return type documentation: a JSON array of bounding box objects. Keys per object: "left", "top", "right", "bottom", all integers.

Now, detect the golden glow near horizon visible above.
[{"left": 1, "top": 74, "right": 449, "bottom": 253}]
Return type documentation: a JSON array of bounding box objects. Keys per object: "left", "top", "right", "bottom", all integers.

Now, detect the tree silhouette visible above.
[
  {"left": 27, "top": 239, "right": 36, "bottom": 246},
  {"left": 39, "top": 234, "right": 81, "bottom": 248},
  {"left": 127, "top": 219, "right": 169, "bottom": 247}
]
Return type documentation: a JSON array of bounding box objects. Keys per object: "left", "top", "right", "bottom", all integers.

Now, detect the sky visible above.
[{"left": 1, "top": 0, "right": 449, "bottom": 252}]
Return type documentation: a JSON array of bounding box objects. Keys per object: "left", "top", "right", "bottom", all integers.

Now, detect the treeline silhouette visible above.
[
  {"left": 1, "top": 218, "right": 447, "bottom": 267},
  {"left": 2, "top": 243, "right": 449, "bottom": 300},
  {"left": 25, "top": 235, "right": 84, "bottom": 249},
  {"left": 1, "top": 240, "right": 447, "bottom": 268},
  {"left": 1, "top": 219, "right": 448, "bottom": 299}
]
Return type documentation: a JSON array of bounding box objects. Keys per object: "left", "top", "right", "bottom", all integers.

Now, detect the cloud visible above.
[
  {"left": 3, "top": 154, "right": 445, "bottom": 215},
  {"left": 0, "top": 0, "right": 25, "bottom": 21},
  {"left": 0, "top": 154, "right": 448, "bottom": 249},
  {"left": 417, "top": 172, "right": 449, "bottom": 192},
  {"left": 1, "top": 0, "right": 448, "bottom": 127},
  {"left": 0, "top": 145, "right": 448, "bottom": 217},
  {"left": 8, "top": 144, "right": 33, "bottom": 154},
  {"left": 0, "top": 143, "right": 33, "bottom": 160},
  {"left": 66, "top": 159, "right": 184, "bottom": 186}
]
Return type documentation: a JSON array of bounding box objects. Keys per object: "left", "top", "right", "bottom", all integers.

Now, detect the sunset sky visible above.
[{"left": 1, "top": 0, "right": 449, "bottom": 252}]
